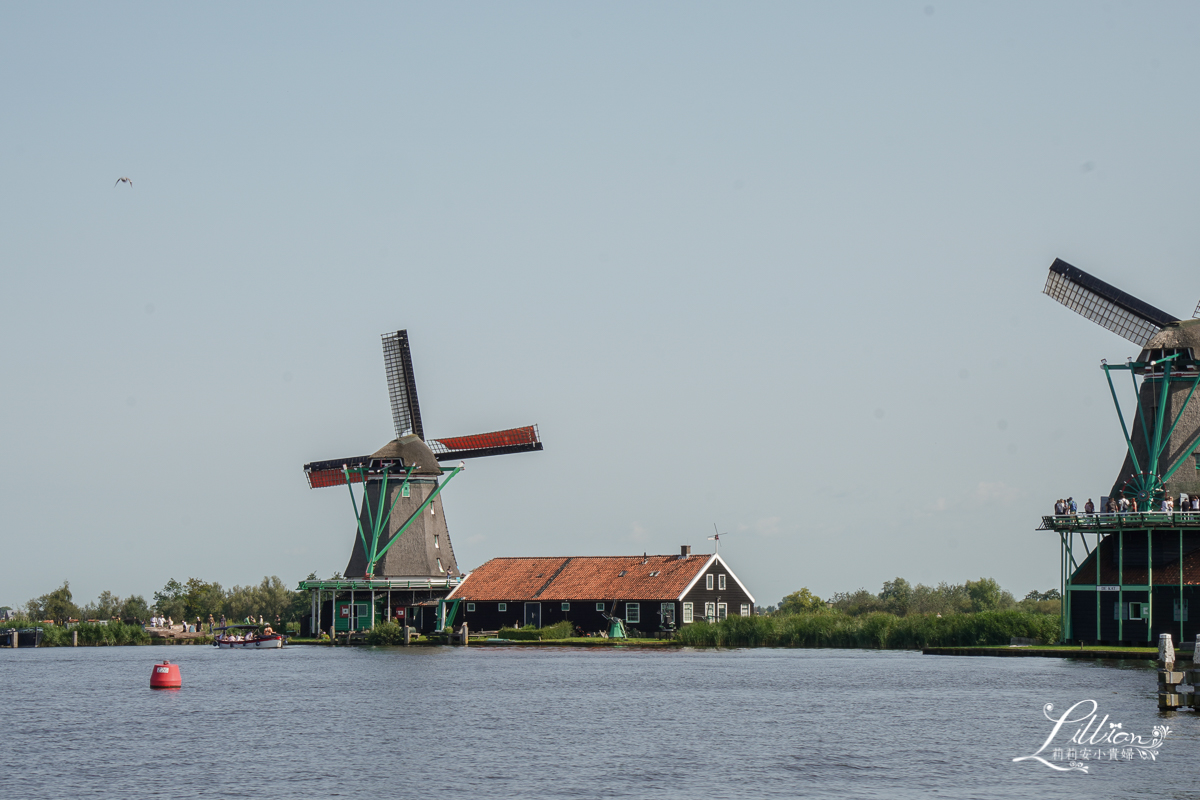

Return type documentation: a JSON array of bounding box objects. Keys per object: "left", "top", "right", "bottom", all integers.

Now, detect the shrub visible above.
[
  {"left": 497, "top": 620, "right": 574, "bottom": 641},
  {"left": 365, "top": 621, "right": 407, "bottom": 645},
  {"left": 675, "top": 610, "right": 1060, "bottom": 649}
]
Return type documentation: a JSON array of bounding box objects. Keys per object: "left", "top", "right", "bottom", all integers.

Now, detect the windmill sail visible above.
[
  {"left": 427, "top": 425, "right": 543, "bottom": 461},
  {"left": 1043, "top": 258, "right": 1177, "bottom": 347},
  {"left": 304, "top": 426, "right": 543, "bottom": 488},
  {"left": 382, "top": 330, "right": 424, "bottom": 440}
]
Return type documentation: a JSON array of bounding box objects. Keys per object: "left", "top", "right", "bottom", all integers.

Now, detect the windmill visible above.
[
  {"left": 707, "top": 523, "right": 731, "bottom": 553},
  {"left": 303, "top": 330, "right": 543, "bottom": 580},
  {"left": 1043, "top": 258, "right": 1200, "bottom": 506}
]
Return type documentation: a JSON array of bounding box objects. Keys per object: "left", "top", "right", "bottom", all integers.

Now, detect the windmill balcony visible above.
[{"left": 1040, "top": 512, "right": 1200, "bottom": 533}]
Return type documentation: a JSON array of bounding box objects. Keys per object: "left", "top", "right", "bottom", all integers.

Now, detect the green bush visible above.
[
  {"left": 0, "top": 619, "right": 152, "bottom": 646},
  {"left": 364, "top": 621, "right": 407, "bottom": 645},
  {"left": 675, "top": 610, "right": 1060, "bottom": 649},
  {"left": 497, "top": 620, "right": 574, "bottom": 640}
]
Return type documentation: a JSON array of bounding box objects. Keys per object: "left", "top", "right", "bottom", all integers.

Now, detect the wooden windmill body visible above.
[{"left": 303, "top": 330, "right": 542, "bottom": 581}]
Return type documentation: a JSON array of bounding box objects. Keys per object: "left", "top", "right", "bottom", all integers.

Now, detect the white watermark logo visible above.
[{"left": 1012, "top": 700, "right": 1169, "bottom": 773}]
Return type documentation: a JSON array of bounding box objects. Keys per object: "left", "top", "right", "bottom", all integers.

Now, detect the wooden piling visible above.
[
  {"left": 402, "top": 625, "right": 411, "bottom": 646},
  {"left": 72, "top": 630, "right": 77, "bottom": 647},
  {"left": 1159, "top": 633, "right": 1183, "bottom": 710}
]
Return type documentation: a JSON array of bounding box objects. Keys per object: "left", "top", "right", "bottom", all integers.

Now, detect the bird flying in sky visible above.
[{"left": 114, "top": 177, "right": 132, "bottom": 187}]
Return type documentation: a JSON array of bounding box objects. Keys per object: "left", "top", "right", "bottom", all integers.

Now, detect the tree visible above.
[
  {"left": 965, "top": 578, "right": 1014, "bottom": 613},
  {"left": 29, "top": 581, "right": 80, "bottom": 624},
  {"left": 182, "top": 578, "right": 224, "bottom": 621},
  {"left": 880, "top": 577, "right": 914, "bottom": 616},
  {"left": 119, "top": 595, "right": 150, "bottom": 623},
  {"left": 777, "top": 588, "right": 825, "bottom": 614},
  {"left": 153, "top": 578, "right": 187, "bottom": 621}
]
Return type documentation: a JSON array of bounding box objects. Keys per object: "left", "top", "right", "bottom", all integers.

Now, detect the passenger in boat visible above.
[{"left": 263, "top": 626, "right": 274, "bottom": 636}]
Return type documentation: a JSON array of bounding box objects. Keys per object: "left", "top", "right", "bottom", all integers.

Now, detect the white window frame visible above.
[
  {"left": 466, "top": 603, "right": 475, "bottom": 612},
  {"left": 682, "top": 602, "right": 693, "bottom": 623},
  {"left": 498, "top": 603, "right": 507, "bottom": 612},
  {"left": 436, "top": 558, "right": 444, "bottom": 573},
  {"left": 719, "top": 574, "right": 726, "bottom": 591},
  {"left": 717, "top": 602, "right": 728, "bottom": 621},
  {"left": 706, "top": 574, "right": 714, "bottom": 591},
  {"left": 561, "top": 602, "right": 570, "bottom": 611},
  {"left": 740, "top": 604, "right": 750, "bottom": 617},
  {"left": 434, "top": 535, "right": 439, "bottom": 549},
  {"left": 705, "top": 602, "right": 715, "bottom": 622},
  {"left": 626, "top": 603, "right": 640, "bottom": 624},
  {"left": 596, "top": 602, "right": 605, "bottom": 611},
  {"left": 402, "top": 484, "right": 410, "bottom": 498}
]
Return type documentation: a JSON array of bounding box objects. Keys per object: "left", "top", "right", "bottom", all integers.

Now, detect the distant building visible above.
[{"left": 447, "top": 546, "right": 755, "bottom": 634}]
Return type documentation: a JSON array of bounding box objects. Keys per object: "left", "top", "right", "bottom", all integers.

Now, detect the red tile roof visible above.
[{"left": 448, "top": 554, "right": 717, "bottom": 602}]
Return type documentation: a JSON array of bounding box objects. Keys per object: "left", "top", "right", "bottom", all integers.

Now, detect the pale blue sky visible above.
[{"left": 3, "top": 2, "right": 1199, "bottom": 609}]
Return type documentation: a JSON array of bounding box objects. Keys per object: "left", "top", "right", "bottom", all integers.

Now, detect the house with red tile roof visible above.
[{"left": 446, "top": 546, "right": 755, "bottom": 635}]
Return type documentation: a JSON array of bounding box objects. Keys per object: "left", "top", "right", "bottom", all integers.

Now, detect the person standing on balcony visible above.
[
  {"left": 1085, "top": 499, "right": 1095, "bottom": 515},
  {"left": 1069, "top": 497, "right": 1077, "bottom": 514}
]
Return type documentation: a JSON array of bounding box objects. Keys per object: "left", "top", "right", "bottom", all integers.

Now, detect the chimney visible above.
[{"left": 680, "top": 545, "right": 691, "bottom": 559}]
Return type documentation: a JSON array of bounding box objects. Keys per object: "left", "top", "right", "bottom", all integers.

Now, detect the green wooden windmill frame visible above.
[
  {"left": 342, "top": 462, "right": 465, "bottom": 579},
  {"left": 1103, "top": 353, "right": 1200, "bottom": 508}
]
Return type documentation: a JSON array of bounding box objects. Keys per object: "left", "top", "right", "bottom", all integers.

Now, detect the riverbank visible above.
[{"left": 923, "top": 644, "right": 1175, "bottom": 659}]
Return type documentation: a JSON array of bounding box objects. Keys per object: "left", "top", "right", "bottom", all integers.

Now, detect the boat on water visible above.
[
  {"left": 1, "top": 628, "right": 43, "bottom": 647},
  {"left": 213, "top": 623, "right": 285, "bottom": 649}
]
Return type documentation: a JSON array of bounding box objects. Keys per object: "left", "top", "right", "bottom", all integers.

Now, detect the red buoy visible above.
[{"left": 150, "top": 660, "right": 181, "bottom": 689}]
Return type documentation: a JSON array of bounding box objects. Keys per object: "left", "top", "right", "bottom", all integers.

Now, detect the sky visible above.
[{"left": 3, "top": 1, "right": 1200, "bottom": 610}]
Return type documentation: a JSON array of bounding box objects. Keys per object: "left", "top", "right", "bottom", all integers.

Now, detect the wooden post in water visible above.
[
  {"left": 11, "top": 629, "right": 16, "bottom": 649},
  {"left": 1189, "top": 635, "right": 1200, "bottom": 710},
  {"left": 1159, "top": 633, "right": 1184, "bottom": 710},
  {"left": 72, "top": 630, "right": 77, "bottom": 647},
  {"left": 403, "top": 625, "right": 411, "bottom": 646}
]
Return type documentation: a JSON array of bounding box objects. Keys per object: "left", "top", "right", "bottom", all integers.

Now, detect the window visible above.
[
  {"left": 618, "top": 571, "right": 627, "bottom": 577},
  {"left": 498, "top": 603, "right": 507, "bottom": 612},
  {"left": 434, "top": 535, "right": 439, "bottom": 549},
  {"left": 705, "top": 602, "right": 715, "bottom": 622},
  {"left": 717, "top": 603, "right": 727, "bottom": 621},
  {"left": 661, "top": 603, "right": 675, "bottom": 625},
  {"left": 740, "top": 604, "right": 750, "bottom": 617},
  {"left": 436, "top": 558, "right": 444, "bottom": 573},
  {"left": 706, "top": 574, "right": 714, "bottom": 590},
  {"left": 402, "top": 484, "right": 410, "bottom": 498},
  {"left": 718, "top": 574, "right": 726, "bottom": 591},
  {"left": 626, "top": 603, "right": 640, "bottom": 624},
  {"left": 683, "top": 602, "right": 693, "bottom": 623},
  {"left": 1176, "top": 599, "right": 1189, "bottom": 622},
  {"left": 466, "top": 603, "right": 475, "bottom": 612},
  {"left": 596, "top": 602, "right": 605, "bottom": 611},
  {"left": 649, "top": 571, "right": 659, "bottom": 577},
  {"left": 1118, "top": 601, "right": 1146, "bottom": 621},
  {"left": 561, "top": 602, "right": 570, "bottom": 611}
]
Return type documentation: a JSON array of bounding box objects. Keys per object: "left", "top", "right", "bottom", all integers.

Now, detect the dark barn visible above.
[{"left": 447, "top": 547, "right": 756, "bottom": 636}]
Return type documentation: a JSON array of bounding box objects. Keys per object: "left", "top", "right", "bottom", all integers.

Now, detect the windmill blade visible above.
[
  {"left": 427, "top": 425, "right": 543, "bottom": 461},
  {"left": 1043, "top": 258, "right": 1177, "bottom": 347},
  {"left": 302, "top": 454, "right": 374, "bottom": 489},
  {"left": 381, "top": 330, "right": 424, "bottom": 440}
]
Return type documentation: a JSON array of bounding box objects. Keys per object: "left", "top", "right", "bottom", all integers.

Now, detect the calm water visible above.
[{"left": 2, "top": 645, "right": 1196, "bottom": 799}]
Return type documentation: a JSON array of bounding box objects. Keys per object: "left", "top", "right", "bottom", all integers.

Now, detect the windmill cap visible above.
[{"left": 372, "top": 434, "right": 443, "bottom": 475}]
